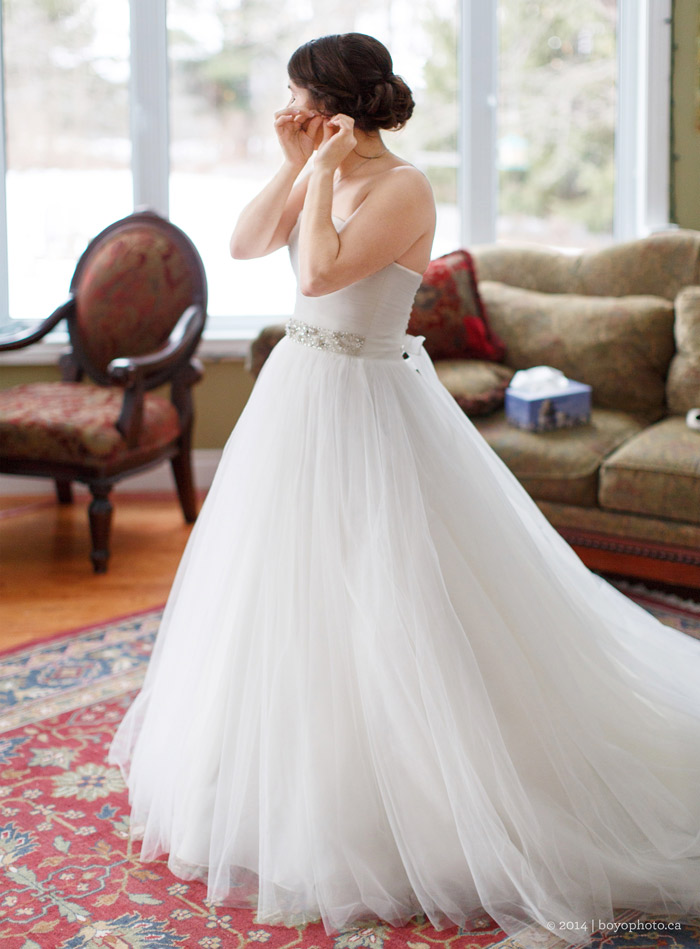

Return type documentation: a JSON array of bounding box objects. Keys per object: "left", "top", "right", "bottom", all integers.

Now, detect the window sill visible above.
[{"left": 0, "top": 321, "right": 277, "bottom": 367}]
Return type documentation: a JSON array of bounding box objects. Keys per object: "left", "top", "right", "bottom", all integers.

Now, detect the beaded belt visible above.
[{"left": 285, "top": 318, "right": 365, "bottom": 355}]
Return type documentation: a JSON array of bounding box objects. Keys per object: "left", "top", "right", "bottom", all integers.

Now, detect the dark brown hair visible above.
[{"left": 287, "top": 33, "right": 414, "bottom": 132}]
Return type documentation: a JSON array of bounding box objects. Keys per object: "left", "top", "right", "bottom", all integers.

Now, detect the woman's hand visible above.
[
  {"left": 314, "top": 114, "right": 358, "bottom": 173},
  {"left": 274, "top": 107, "right": 324, "bottom": 169}
]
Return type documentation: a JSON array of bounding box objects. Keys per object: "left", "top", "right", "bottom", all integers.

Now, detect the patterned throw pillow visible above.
[{"left": 407, "top": 250, "right": 506, "bottom": 362}]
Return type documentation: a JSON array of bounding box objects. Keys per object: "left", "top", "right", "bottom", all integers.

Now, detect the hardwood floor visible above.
[{"left": 0, "top": 493, "right": 197, "bottom": 651}]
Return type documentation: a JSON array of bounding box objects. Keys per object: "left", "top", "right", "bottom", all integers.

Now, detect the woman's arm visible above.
[
  {"left": 229, "top": 108, "right": 323, "bottom": 260},
  {"left": 299, "top": 115, "right": 435, "bottom": 296},
  {"left": 229, "top": 162, "right": 306, "bottom": 260}
]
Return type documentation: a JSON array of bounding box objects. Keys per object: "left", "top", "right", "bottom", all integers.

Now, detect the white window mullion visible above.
[
  {"left": 459, "top": 0, "right": 498, "bottom": 246},
  {"left": 643, "top": 0, "right": 671, "bottom": 232},
  {"left": 614, "top": 0, "right": 642, "bottom": 240},
  {"left": 0, "top": 8, "right": 10, "bottom": 325},
  {"left": 129, "top": 0, "right": 169, "bottom": 217},
  {"left": 615, "top": 0, "right": 671, "bottom": 240}
]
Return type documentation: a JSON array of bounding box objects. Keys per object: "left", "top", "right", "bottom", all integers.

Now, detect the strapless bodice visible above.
[{"left": 286, "top": 215, "right": 424, "bottom": 360}]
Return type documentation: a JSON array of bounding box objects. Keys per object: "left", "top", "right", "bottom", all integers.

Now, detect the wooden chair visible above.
[{"left": 0, "top": 210, "right": 208, "bottom": 572}]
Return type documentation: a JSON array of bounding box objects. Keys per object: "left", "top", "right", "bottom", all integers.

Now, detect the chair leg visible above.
[
  {"left": 171, "top": 439, "right": 198, "bottom": 523},
  {"left": 88, "top": 484, "right": 113, "bottom": 573},
  {"left": 55, "top": 480, "right": 73, "bottom": 504}
]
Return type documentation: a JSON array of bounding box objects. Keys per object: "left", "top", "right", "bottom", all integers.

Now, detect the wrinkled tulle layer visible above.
[{"left": 109, "top": 336, "right": 700, "bottom": 946}]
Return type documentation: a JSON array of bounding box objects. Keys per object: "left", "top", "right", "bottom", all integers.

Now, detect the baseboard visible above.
[{"left": 0, "top": 450, "right": 224, "bottom": 496}]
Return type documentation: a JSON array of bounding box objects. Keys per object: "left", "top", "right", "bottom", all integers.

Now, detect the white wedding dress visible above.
[{"left": 109, "top": 215, "right": 700, "bottom": 946}]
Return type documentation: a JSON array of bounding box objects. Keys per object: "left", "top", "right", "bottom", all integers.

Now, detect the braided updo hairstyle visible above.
[{"left": 287, "top": 33, "right": 414, "bottom": 132}]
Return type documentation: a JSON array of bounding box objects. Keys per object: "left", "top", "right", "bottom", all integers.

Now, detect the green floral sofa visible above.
[{"left": 248, "top": 230, "right": 700, "bottom": 589}]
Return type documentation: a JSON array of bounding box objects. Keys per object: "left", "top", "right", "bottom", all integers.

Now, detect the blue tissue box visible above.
[{"left": 505, "top": 379, "right": 592, "bottom": 432}]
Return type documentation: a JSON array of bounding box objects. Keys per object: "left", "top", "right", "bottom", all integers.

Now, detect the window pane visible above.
[
  {"left": 497, "top": 0, "right": 617, "bottom": 248},
  {"left": 3, "top": 0, "right": 131, "bottom": 320},
  {"left": 168, "top": 0, "right": 458, "bottom": 322},
  {"left": 3, "top": 0, "right": 132, "bottom": 318}
]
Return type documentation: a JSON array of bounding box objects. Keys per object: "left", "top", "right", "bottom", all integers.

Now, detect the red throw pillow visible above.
[{"left": 408, "top": 249, "right": 506, "bottom": 362}]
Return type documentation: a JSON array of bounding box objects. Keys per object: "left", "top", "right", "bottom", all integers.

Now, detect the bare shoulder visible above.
[
  {"left": 386, "top": 161, "right": 434, "bottom": 193},
  {"left": 368, "top": 161, "right": 435, "bottom": 216}
]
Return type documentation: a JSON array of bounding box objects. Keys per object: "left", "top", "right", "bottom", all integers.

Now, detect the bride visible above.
[{"left": 109, "top": 33, "right": 700, "bottom": 947}]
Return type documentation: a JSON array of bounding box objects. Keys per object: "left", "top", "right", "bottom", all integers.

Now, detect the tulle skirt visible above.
[{"left": 108, "top": 334, "right": 700, "bottom": 946}]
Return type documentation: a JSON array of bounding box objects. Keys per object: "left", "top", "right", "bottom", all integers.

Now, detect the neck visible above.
[{"left": 336, "top": 132, "right": 387, "bottom": 179}]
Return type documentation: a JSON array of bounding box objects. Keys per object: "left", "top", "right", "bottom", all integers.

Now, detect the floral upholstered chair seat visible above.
[{"left": 0, "top": 383, "right": 180, "bottom": 466}]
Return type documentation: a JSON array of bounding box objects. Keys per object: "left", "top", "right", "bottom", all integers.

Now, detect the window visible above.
[
  {"left": 0, "top": 0, "right": 670, "bottom": 334},
  {"left": 2, "top": 0, "right": 131, "bottom": 323},
  {"left": 457, "top": 0, "right": 670, "bottom": 247},
  {"left": 497, "top": 0, "right": 618, "bottom": 248}
]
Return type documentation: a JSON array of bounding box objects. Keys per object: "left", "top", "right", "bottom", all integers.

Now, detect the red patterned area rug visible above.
[{"left": 0, "top": 587, "right": 699, "bottom": 949}]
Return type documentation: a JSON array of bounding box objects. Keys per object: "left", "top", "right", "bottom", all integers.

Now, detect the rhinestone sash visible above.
[{"left": 285, "top": 318, "right": 365, "bottom": 355}]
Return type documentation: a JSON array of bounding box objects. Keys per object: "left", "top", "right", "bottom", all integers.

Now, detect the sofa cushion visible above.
[
  {"left": 536, "top": 499, "right": 700, "bottom": 551},
  {"left": 434, "top": 360, "right": 514, "bottom": 416},
  {"left": 473, "top": 408, "right": 643, "bottom": 507},
  {"left": 666, "top": 286, "right": 700, "bottom": 414},
  {"left": 408, "top": 250, "right": 506, "bottom": 361},
  {"left": 0, "top": 382, "right": 180, "bottom": 467},
  {"left": 599, "top": 417, "right": 700, "bottom": 525},
  {"left": 478, "top": 282, "right": 675, "bottom": 423}
]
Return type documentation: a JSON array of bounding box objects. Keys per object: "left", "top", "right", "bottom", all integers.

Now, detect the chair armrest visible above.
[
  {"left": 108, "top": 304, "right": 205, "bottom": 448},
  {"left": 0, "top": 299, "right": 74, "bottom": 351},
  {"left": 107, "top": 304, "right": 205, "bottom": 387}
]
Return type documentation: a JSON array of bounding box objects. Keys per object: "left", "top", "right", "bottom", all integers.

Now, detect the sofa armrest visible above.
[{"left": 246, "top": 323, "right": 286, "bottom": 376}]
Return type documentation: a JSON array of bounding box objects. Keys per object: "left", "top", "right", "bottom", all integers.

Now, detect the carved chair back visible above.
[{"left": 65, "top": 210, "right": 208, "bottom": 388}]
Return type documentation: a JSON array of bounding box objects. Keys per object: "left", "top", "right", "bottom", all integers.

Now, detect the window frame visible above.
[
  {"left": 131, "top": 0, "right": 170, "bottom": 218},
  {"left": 0, "top": 8, "right": 9, "bottom": 323},
  {"left": 459, "top": 0, "right": 672, "bottom": 247},
  {"left": 0, "top": 0, "right": 672, "bottom": 344},
  {"left": 614, "top": 0, "right": 672, "bottom": 240}
]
